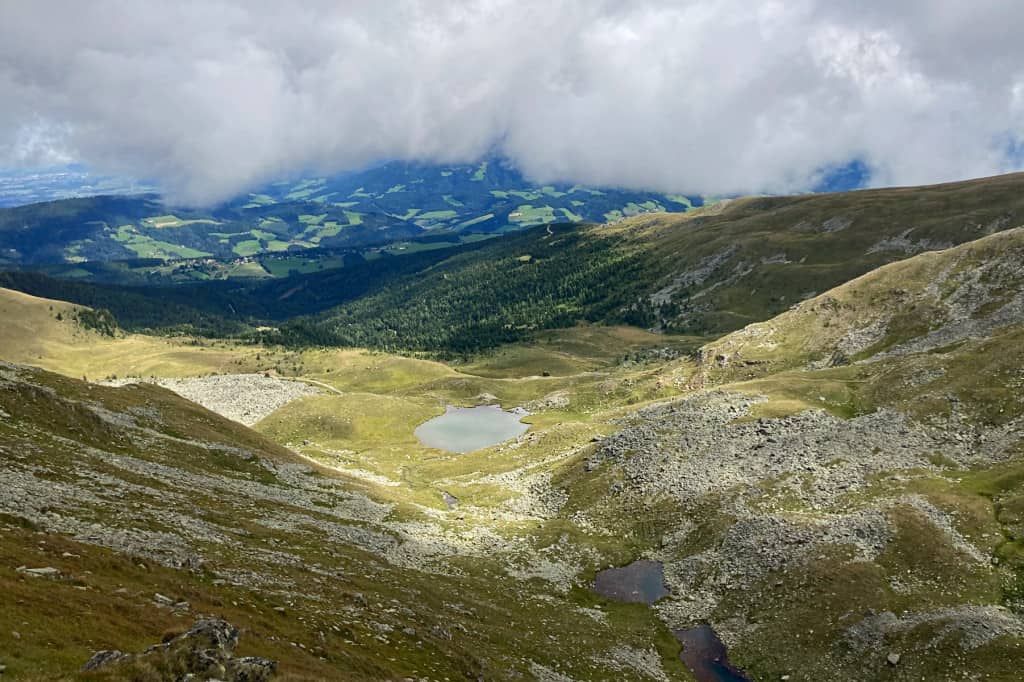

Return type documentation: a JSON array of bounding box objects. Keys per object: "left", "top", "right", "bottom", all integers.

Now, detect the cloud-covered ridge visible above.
[{"left": 1, "top": 0, "right": 1023, "bottom": 205}]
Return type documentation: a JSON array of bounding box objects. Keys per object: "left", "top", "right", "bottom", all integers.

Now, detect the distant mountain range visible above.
[
  {"left": 0, "top": 164, "right": 155, "bottom": 207},
  {"left": 0, "top": 158, "right": 704, "bottom": 267}
]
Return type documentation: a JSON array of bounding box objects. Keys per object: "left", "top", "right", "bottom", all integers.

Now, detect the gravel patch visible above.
[{"left": 106, "top": 374, "right": 321, "bottom": 425}]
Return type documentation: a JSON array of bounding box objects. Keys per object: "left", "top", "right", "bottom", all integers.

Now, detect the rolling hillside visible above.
[
  {"left": 5, "top": 172, "right": 1024, "bottom": 356},
  {"left": 0, "top": 298, "right": 704, "bottom": 679},
  {"left": 269, "top": 172, "right": 1024, "bottom": 351},
  {"left": 696, "top": 224, "right": 1024, "bottom": 382},
  {"left": 0, "top": 363, "right": 691, "bottom": 680},
  {"left": 0, "top": 158, "right": 699, "bottom": 267},
  {"left": 558, "top": 226, "right": 1024, "bottom": 680}
]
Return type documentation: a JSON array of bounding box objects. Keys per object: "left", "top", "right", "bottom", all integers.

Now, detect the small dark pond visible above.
[
  {"left": 674, "top": 625, "right": 751, "bottom": 682},
  {"left": 593, "top": 559, "right": 669, "bottom": 604},
  {"left": 591, "top": 560, "right": 751, "bottom": 681}
]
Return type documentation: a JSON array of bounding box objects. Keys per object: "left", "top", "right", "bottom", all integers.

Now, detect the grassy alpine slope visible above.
[
  {"left": 1, "top": 175, "right": 1024, "bottom": 680},
  {"left": 0, "top": 288, "right": 703, "bottom": 678},
  {"left": 0, "top": 362, "right": 696, "bottom": 681}
]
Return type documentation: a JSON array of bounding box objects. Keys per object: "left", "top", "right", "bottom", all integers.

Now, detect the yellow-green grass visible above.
[
  {"left": 8, "top": 206, "right": 1024, "bottom": 680},
  {"left": 508, "top": 190, "right": 541, "bottom": 201},
  {"left": 0, "top": 520, "right": 695, "bottom": 681},
  {"left": 112, "top": 225, "right": 210, "bottom": 260},
  {"left": 1, "top": 286, "right": 687, "bottom": 516},
  {"left": 225, "top": 260, "right": 271, "bottom": 278},
  {"left": 461, "top": 325, "right": 702, "bottom": 379},
  {"left": 0, "top": 288, "right": 261, "bottom": 379},
  {"left": 283, "top": 179, "right": 325, "bottom": 201},
  {"left": 720, "top": 322, "right": 1024, "bottom": 426},
  {"left": 415, "top": 209, "right": 458, "bottom": 222},
  {"left": 142, "top": 215, "right": 220, "bottom": 229},
  {"left": 231, "top": 239, "right": 262, "bottom": 257},
  {"left": 603, "top": 201, "right": 665, "bottom": 223},
  {"left": 250, "top": 228, "right": 276, "bottom": 240},
  {"left": 726, "top": 457, "right": 1021, "bottom": 680},
  {"left": 0, "top": 285, "right": 692, "bottom": 425},
  {"left": 697, "top": 226, "right": 1024, "bottom": 389},
  {"left": 290, "top": 349, "right": 457, "bottom": 393},
  {"left": 509, "top": 204, "right": 556, "bottom": 225},
  {"left": 560, "top": 207, "right": 583, "bottom": 222},
  {"left": 0, "top": 527, "right": 348, "bottom": 681},
  {"left": 457, "top": 213, "right": 495, "bottom": 228},
  {"left": 242, "top": 193, "right": 276, "bottom": 207},
  {"left": 297, "top": 213, "right": 326, "bottom": 225},
  {"left": 261, "top": 256, "right": 345, "bottom": 277},
  {"left": 382, "top": 240, "right": 461, "bottom": 256}
]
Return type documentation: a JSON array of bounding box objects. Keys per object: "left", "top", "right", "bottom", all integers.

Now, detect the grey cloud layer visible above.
[{"left": 1, "top": 0, "right": 1022, "bottom": 205}]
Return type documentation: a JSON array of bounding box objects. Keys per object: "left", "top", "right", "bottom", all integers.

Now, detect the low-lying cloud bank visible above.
[{"left": 1, "top": 0, "right": 1023, "bottom": 205}]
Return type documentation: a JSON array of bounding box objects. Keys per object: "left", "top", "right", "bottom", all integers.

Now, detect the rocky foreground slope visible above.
[{"left": 0, "top": 362, "right": 691, "bottom": 680}]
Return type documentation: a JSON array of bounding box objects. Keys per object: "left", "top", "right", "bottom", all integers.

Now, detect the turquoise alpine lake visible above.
[{"left": 414, "top": 405, "right": 529, "bottom": 453}]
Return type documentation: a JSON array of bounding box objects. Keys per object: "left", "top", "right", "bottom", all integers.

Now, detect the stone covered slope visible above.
[
  {"left": 104, "top": 373, "right": 322, "bottom": 426},
  {"left": 82, "top": 618, "right": 276, "bottom": 681},
  {"left": 580, "top": 386, "right": 1024, "bottom": 680},
  {"left": 566, "top": 227, "right": 1024, "bottom": 680}
]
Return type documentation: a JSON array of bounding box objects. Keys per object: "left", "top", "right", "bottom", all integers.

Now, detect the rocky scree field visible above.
[{"left": 565, "top": 229, "right": 1024, "bottom": 679}]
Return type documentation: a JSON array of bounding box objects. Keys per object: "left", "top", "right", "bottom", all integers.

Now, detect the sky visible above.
[{"left": 1, "top": 0, "right": 1023, "bottom": 206}]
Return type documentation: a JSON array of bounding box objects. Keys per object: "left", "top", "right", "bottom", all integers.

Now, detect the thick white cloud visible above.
[{"left": 0, "top": 0, "right": 1022, "bottom": 205}]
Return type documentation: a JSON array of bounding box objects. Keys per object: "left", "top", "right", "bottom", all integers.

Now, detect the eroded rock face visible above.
[{"left": 82, "top": 618, "right": 276, "bottom": 681}]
